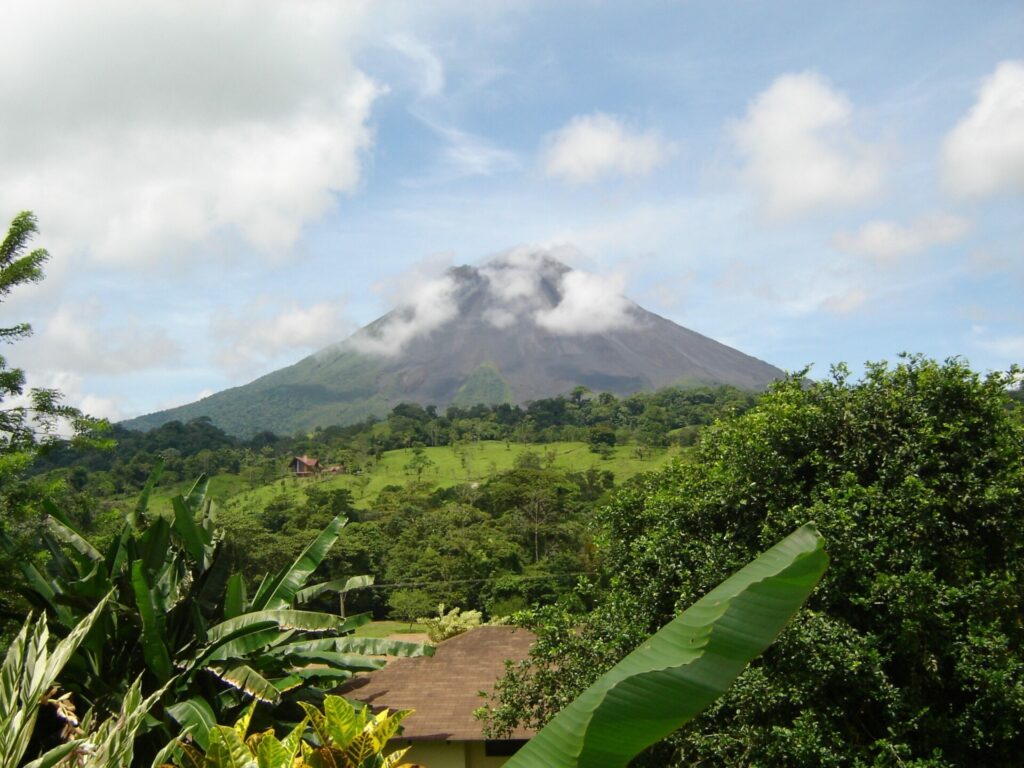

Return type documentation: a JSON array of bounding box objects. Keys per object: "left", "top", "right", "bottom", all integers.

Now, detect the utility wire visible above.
[{"left": 359, "top": 572, "right": 589, "bottom": 591}]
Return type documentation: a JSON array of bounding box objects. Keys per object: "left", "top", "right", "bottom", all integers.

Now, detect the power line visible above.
[{"left": 360, "top": 572, "right": 589, "bottom": 591}]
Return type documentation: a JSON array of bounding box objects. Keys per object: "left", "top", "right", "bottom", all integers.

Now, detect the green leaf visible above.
[
  {"left": 183, "top": 474, "right": 210, "bottom": 515},
  {"left": 214, "top": 663, "right": 282, "bottom": 704},
  {"left": 196, "top": 545, "right": 233, "bottom": 617},
  {"left": 21, "top": 739, "right": 85, "bottom": 768},
  {"left": 172, "top": 495, "right": 209, "bottom": 563},
  {"left": 138, "top": 515, "right": 171, "bottom": 576},
  {"left": 295, "top": 574, "right": 373, "bottom": 604},
  {"left": 167, "top": 696, "right": 217, "bottom": 751},
  {"left": 206, "top": 610, "right": 344, "bottom": 645},
  {"left": 42, "top": 501, "right": 102, "bottom": 564},
  {"left": 202, "top": 626, "right": 285, "bottom": 663},
  {"left": 506, "top": 523, "right": 828, "bottom": 768},
  {"left": 225, "top": 572, "right": 247, "bottom": 619},
  {"left": 131, "top": 560, "right": 173, "bottom": 681},
  {"left": 131, "top": 460, "right": 165, "bottom": 527},
  {"left": 282, "top": 650, "right": 385, "bottom": 671},
  {"left": 252, "top": 516, "right": 346, "bottom": 610},
  {"left": 206, "top": 723, "right": 258, "bottom": 767},
  {"left": 255, "top": 732, "right": 294, "bottom": 768}
]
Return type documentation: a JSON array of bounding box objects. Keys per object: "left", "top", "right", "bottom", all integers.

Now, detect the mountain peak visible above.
[{"left": 123, "top": 248, "right": 783, "bottom": 436}]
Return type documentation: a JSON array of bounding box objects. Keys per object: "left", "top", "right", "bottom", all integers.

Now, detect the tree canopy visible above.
[{"left": 487, "top": 356, "right": 1024, "bottom": 767}]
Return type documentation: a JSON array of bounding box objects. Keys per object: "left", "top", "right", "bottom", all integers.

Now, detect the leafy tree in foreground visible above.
[
  {"left": 489, "top": 356, "right": 1024, "bottom": 766},
  {"left": 0, "top": 211, "right": 110, "bottom": 637}
]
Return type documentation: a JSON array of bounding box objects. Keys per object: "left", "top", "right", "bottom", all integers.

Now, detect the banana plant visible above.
[
  {"left": 0, "top": 597, "right": 176, "bottom": 768},
  {"left": 506, "top": 523, "right": 829, "bottom": 768},
  {"left": 4, "top": 465, "right": 432, "bottom": 765}
]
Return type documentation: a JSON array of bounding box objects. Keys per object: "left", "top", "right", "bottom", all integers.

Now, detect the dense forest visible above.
[{"left": 21, "top": 385, "right": 757, "bottom": 626}]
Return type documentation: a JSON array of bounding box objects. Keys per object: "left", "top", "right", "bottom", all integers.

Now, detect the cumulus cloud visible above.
[
  {"left": 535, "top": 269, "right": 636, "bottom": 333},
  {"left": 943, "top": 60, "right": 1024, "bottom": 199},
  {"left": 479, "top": 246, "right": 638, "bottom": 335},
  {"left": 543, "top": 113, "right": 670, "bottom": 183},
  {"left": 0, "top": 0, "right": 380, "bottom": 267},
  {"left": 731, "top": 72, "right": 884, "bottom": 218},
  {"left": 215, "top": 299, "right": 353, "bottom": 376},
  {"left": 347, "top": 274, "right": 459, "bottom": 356},
  {"left": 832, "top": 213, "right": 971, "bottom": 264},
  {"left": 19, "top": 301, "right": 181, "bottom": 376}
]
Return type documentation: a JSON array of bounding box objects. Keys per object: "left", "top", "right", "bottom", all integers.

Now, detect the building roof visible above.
[
  {"left": 336, "top": 626, "right": 536, "bottom": 741},
  {"left": 292, "top": 455, "right": 320, "bottom": 467}
]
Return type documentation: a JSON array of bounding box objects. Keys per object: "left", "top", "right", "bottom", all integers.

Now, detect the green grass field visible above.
[
  {"left": 352, "top": 620, "right": 427, "bottom": 638},
  {"left": 127, "top": 440, "right": 684, "bottom": 517},
  {"left": 216, "top": 440, "right": 683, "bottom": 513}
]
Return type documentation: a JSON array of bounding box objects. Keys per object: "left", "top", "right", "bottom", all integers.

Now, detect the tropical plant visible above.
[
  {"left": 1, "top": 599, "right": 108, "bottom": 768},
  {"left": 0, "top": 597, "right": 177, "bottom": 768},
  {"left": 503, "top": 523, "right": 827, "bottom": 768},
  {"left": 419, "top": 603, "right": 482, "bottom": 642},
  {"left": 4, "top": 466, "right": 431, "bottom": 765},
  {"left": 169, "top": 696, "right": 415, "bottom": 768}
]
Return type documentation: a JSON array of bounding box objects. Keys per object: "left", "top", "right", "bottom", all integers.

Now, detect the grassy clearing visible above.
[
  {"left": 138, "top": 440, "right": 685, "bottom": 516},
  {"left": 352, "top": 620, "right": 427, "bottom": 638}
]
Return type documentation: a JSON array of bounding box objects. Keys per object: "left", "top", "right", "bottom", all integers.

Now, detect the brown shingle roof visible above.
[{"left": 336, "top": 626, "right": 536, "bottom": 741}]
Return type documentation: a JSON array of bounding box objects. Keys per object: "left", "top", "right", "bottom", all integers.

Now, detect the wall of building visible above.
[{"left": 398, "top": 740, "right": 515, "bottom": 768}]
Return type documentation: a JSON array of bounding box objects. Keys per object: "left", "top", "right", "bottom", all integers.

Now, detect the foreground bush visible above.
[{"left": 489, "top": 357, "right": 1024, "bottom": 766}]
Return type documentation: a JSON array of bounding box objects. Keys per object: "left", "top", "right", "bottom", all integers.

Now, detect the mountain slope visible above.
[{"left": 123, "top": 253, "right": 783, "bottom": 436}]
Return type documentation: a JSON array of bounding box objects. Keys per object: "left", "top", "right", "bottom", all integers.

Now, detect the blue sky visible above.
[{"left": 2, "top": 0, "right": 1022, "bottom": 422}]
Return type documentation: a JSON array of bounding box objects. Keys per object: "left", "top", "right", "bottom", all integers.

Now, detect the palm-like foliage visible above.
[
  {"left": 4, "top": 466, "right": 431, "bottom": 764},
  {"left": 0, "top": 599, "right": 173, "bottom": 768}
]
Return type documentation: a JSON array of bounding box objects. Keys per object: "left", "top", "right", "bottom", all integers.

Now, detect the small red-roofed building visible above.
[
  {"left": 336, "top": 626, "right": 536, "bottom": 767},
  {"left": 290, "top": 455, "right": 321, "bottom": 477}
]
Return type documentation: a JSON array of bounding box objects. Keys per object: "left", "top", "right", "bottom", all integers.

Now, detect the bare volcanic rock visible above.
[{"left": 123, "top": 252, "right": 782, "bottom": 436}]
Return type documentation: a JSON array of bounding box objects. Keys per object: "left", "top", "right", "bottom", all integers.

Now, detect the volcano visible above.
[{"left": 123, "top": 251, "right": 783, "bottom": 436}]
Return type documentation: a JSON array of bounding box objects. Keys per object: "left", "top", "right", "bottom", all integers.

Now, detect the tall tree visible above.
[{"left": 0, "top": 212, "right": 109, "bottom": 634}]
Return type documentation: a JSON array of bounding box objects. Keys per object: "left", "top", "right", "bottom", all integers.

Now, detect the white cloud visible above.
[
  {"left": 543, "top": 113, "right": 670, "bottom": 184},
  {"left": 13, "top": 370, "right": 127, "bottom": 423},
  {"left": 535, "top": 269, "right": 637, "bottom": 334},
  {"left": 0, "top": 0, "right": 380, "bottom": 267},
  {"left": 832, "top": 213, "right": 971, "bottom": 263},
  {"left": 943, "top": 60, "right": 1024, "bottom": 199},
  {"left": 215, "top": 299, "right": 353, "bottom": 376},
  {"left": 21, "top": 302, "right": 181, "bottom": 375},
  {"left": 731, "top": 72, "right": 884, "bottom": 218},
  {"left": 347, "top": 254, "right": 459, "bottom": 356}
]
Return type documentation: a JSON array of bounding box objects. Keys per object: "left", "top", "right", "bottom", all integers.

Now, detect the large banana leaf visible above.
[
  {"left": 295, "top": 574, "right": 373, "bottom": 604},
  {"left": 506, "top": 523, "right": 828, "bottom": 768},
  {"left": 206, "top": 609, "right": 346, "bottom": 645},
  {"left": 130, "top": 459, "right": 164, "bottom": 528},
  {"left": 131, "top": 560, "right": 173, "bottom": 681},
  {"left": 251, "top": 516, "right": 346, "bottom": 610},
  {"left": 167, "top": 696, "right": 217, "bottom": 751}
]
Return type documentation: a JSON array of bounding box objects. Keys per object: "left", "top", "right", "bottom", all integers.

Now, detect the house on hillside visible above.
[
  {"left": 336, "top": 626, "right": 536, "bottom": 767},
  {"left": 290, "top": 455, "right": 321, "bottom": 477}
]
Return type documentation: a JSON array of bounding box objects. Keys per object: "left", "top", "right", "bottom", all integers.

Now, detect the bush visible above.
[{"left": 420, "top": 604, "right": 483, "bottom": 642}]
